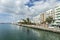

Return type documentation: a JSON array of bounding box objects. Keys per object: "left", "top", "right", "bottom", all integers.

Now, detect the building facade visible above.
[
  {"left": 40, "top": 9, "right": 55, "bottom": 24},
  {"left": 46, "top": 9, "right": 55, "bottom": 19},
  {"left": 33, "top": 15, "right": 40, "bottom": 24},
  {"left": 33, "top": 6, "right": 60, "bottom": 25},
  {"left": 40, "top": 13, "right": 46, "bottom": 23},
  {"left": 53, "top": 6, "right": 60, "bottom": 25}
]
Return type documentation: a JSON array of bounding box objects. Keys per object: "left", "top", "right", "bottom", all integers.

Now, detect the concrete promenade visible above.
[{"left": 18, "top": 24, "right": 60, "bottom": 33}]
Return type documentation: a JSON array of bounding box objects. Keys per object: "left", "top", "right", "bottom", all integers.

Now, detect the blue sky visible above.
[{"left": 0, "top": 0, "right": 60, "bottom": 23}]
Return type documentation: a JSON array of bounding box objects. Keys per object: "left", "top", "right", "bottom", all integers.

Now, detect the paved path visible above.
[{"left": 19, "top": 24, "right": 60, "bottom": 33}]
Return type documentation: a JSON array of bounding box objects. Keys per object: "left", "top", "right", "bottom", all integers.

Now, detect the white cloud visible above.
[
  {"left": 30, "top": 0, "right": 58, "bottom": 12},
  {"left": 29, "top": 0, "right": 60, "bottom": 22},
  {"left": 0, "top": 0, "right": 60, "bottom": 22}
]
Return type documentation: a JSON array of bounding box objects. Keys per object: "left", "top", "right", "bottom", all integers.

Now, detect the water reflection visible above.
[
  {"left": 31, "top": 29, "right": 60, "bottom": 40},
  {"left": 0, "top": 24, "right": 60, "bottom": 40}
]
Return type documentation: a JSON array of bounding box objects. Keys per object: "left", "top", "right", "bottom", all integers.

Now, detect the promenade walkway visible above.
[{"left": 19, "top": 24, "right": 60, "bottom": 33}]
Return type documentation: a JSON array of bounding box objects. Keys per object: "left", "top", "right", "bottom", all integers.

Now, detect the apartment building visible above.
[
  {"left": 53, "top": 6, "right": 60, "bottom": 25},
  {"left": 33, "top": 15, "right": 40, "bottom": 24},
  {"left": 40, "top": 13, "right": 46, "bottom": 23},
  {"left": 40, "top": 9, "right": 55, "bottom": 24},
  {"left": 33, "top": 5, "right": 60, "bottom": 26},
  {"left": 46, "top": 9, "right": 55, "bottom": 19}
]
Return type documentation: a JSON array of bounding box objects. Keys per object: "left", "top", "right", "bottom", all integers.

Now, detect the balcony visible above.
[{"left": 55, "top": 20, "right": 60, "bottom": 22}]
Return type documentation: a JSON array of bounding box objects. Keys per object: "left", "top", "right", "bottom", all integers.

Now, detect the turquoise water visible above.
[{"left": 0, "top": 24, "right": 60, "bottom": 40}]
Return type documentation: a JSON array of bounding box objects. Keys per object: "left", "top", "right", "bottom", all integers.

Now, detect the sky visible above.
[{"left": 0, "top": 0, "right": 60, "bottom": 23}]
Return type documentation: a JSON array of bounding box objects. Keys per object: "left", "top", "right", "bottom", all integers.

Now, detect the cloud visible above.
[
  {"left": 27, "top": 0, "right": 60, "bottom": 17},
  {"left": 29, "top": 0, "right": 59, "bottom": 12},
  {"left": 0, "top": 0, "right": 60, "bottom": 22}
]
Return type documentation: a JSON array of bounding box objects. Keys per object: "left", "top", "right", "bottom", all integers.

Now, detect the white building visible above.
[
  {"left": 33, "top": 9, "right": 55, "bottom": 24},
  {"left": 32, "top": 5, "right": 60, "bottom": 26},
  {"left": 33, "top": 15, "right": 40, "bottom": 24},
  {"left": 53, "top": 6, "right": 60, "bottom": 25},
  {"left": 46, "top": 9, "right": 55, "bottom": 19}
]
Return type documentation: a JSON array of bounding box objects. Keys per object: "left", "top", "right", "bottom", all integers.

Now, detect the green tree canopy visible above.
[
  {"left": 19, "top": 18, "right": 31, "bottom": 24},
  {"left": 46, "top": 16, "right": 53, "bottom": 24}
]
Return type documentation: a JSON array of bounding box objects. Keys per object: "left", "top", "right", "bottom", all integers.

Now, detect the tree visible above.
[
  {"left": 18, "top": 18, "right": 36, "bottom": 25},
  {"left": 19, "top": 18, "right": 31, "bottom": 24},
  {"left": 22, "top": 19, "right": 27, "bottom": 24},
  {"left": 26, "top": 18, "right": 31, "bottom": 24},
  {"left": 46, "top": 16, "right": 53, "bottom": 24}
]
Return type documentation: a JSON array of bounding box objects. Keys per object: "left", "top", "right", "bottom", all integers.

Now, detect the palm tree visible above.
[
  {"left": 21, "top": 18, "right": 31, "bottom": 24},
  {"left": 26, "top": 18, "right": 31, "bottom": 24},
  {"left": 18, "top": 18, "right": 36, "bottom": 25},
  {"left": 46, "top": 16, "right": 53, "bottom": 26},
  {"left": 22, "top": 19, "right": 27, "bottom": 24}
]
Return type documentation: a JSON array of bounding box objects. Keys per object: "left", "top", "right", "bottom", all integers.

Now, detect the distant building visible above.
[
  {"left": 32, "top": 9, "right": 55, "bottom": 24},
  {"left": 33, "top": 15, "right": 40, "bottom": 24},
  {"left": 33, "top": 5, "right": 60, "bottom": 26},
  {"left": 40, "top": 9, "right": 55, "bottom": 24},
  {"left": 40, "top": 13, "right": 46, "bottom": 23},
  {"left": 46, "top": 9, "right": 55, "bottom": 19}
]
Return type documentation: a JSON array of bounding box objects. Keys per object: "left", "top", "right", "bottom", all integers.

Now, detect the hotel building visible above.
[
  {"left": 40, "top": 5, "right": 60, "bottom": 26},
  {"left": 33, "top": 15, "right": 40, "bottom": 24},
  {"left": 40, "top": 13, "right": 46, "bottom": 23},
  {"left": 40, "top": 9, "right": 55, "bottom": 24},
  {"left": 33, "top": 5, "right": 60, "bottom": 26},
  {"left": 53, "top": 6, "right": 60, "bottom": 25}
]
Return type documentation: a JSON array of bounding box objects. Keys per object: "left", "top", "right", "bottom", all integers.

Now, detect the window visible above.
[
  {"left": 57, "top": 10, "right": 60, "bottom": 12},
  {"left": 56, "top": 13, "right": 60, "bottom": 15},
  {"left": 56, "top": 8, "right": 60, "bottom": 10},
  {"left": 57, "top": 16, "right": 60, "bottom": 17},
  {"left": 58, "top": 19, "right": 60, "bottom": 20},
  {"left": 56, "top": 11, "right": 60, "bottom": 13},
  {"left": 56, "top": 22, "right": 60, "bottom": 23}
]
